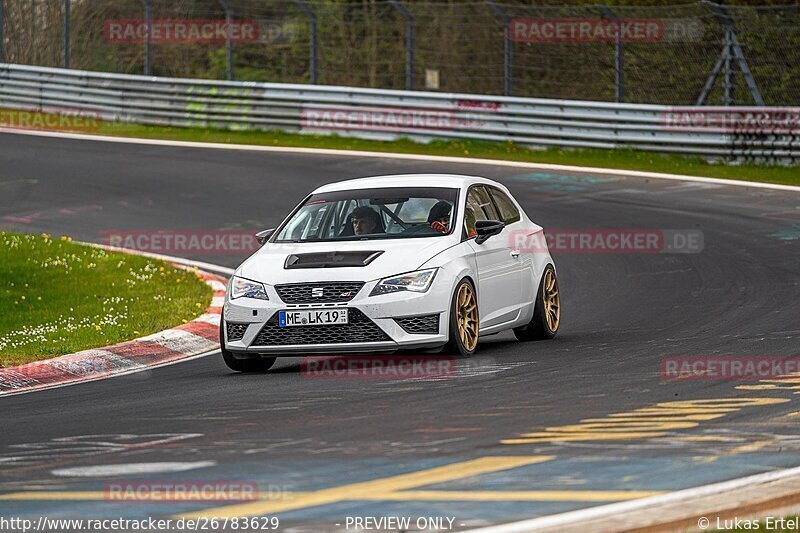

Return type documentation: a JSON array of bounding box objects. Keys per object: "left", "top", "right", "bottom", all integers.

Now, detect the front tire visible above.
[
  {"left": 514, "top": 265, "right": 560, "bottom": 341},
  {"left": 220, "top": 324, "right": 276, "bottom": 372},
  {"left": 442, "top": 278, "right": 479, "bottom": 356}
]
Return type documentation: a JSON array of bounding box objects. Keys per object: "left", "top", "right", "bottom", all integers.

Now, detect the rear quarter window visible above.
[{"left": 489, "top": 187, "right": 521, "bottom": 224}]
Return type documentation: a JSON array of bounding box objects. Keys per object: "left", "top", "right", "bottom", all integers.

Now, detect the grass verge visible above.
[
  {"left": 0, "top": 232, "right": 213, "bottom": 367},
  {"left": 95, "top": 122, "right": 800, "bottom": 187}
]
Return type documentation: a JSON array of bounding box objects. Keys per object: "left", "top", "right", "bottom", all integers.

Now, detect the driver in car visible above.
[
  {"left": 351, "top": 206, "right": 384, "bottom": 235},
  {"left": 427, "top": 200, "right": 452, "bottom": 233}
]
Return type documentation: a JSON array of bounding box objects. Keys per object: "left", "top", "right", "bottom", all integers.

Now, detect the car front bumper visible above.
[{"left": 222, "top": 279, "right": 450, "bottom": 354}]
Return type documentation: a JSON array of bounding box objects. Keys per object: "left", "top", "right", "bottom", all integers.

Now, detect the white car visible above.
[{"left": 221, "top": 174, "right": 560, "bottom": 372}]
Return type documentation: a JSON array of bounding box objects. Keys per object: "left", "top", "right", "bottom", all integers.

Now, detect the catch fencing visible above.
[{"left": 0, "top": 1, "right": 799, "bottom": 106}]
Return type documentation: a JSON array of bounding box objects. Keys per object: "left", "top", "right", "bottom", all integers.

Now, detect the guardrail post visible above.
[
  {"left": 486, "top": 1, "right": 512, "bottom": 96},
  {"left": 599, "top": 5, "right": 624, "bottom": 103},
  {"left": 139, "top": 0, "right": 152, "bottom": 75},
  {"left": 0, "top": 0, "right": 5, "bottom": 63},
  {"left": 388, "top": 0, "right": 414, "bottom": 91},
  {"left": 293, "top": 0, "right": 318, "bottom": 84},
  {"left": 218, "top": 0, "right": 234, "bottom": 80},
  {"left": 63, "top": 0, "right": 70, "bottom": 68}
]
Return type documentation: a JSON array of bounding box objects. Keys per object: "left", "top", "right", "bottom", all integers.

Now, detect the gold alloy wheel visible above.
[
  {"left": 543, "top": 269, "right": 561, "bottom": 332},
  {"left": 456, "top": 283, "right": 479, "bottom": 351}
]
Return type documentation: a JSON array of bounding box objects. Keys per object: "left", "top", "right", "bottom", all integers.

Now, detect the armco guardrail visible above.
[{"left": 1, "top": 63, "right": 798, "bottom": 161}]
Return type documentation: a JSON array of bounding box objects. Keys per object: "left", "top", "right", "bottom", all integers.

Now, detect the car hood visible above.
[{"left": 237, "top": 237, "right": 456, "bottom": 285}]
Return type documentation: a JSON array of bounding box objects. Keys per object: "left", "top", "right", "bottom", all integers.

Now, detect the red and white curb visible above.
[{"left": 0, "top": 250, "right": 231, "bottom": 397}]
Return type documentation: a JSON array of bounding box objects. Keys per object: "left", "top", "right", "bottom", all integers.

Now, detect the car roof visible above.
[{"left": 311, "top": 174, "right": 501, "bottom": 194}]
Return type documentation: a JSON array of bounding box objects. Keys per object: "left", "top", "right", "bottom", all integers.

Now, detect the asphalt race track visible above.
[{"left": 1, "top": 131, "right": 800, "bottom": 531}]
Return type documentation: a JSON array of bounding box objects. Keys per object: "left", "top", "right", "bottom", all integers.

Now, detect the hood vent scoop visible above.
[{"left": 284, "top": 251, "right": 384, "bottom": 269}]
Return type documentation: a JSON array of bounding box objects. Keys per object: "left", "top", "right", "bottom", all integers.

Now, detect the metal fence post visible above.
[
  {"left": 293, "top": 0, "right": 318, "bottom": 84},
  {"left": 0, "top": 0, "right": 4, "bottom": 63},
  {"left": 486, "top": 1, "right": 512, "bottom": 96},
  {"left": 63, "top": 0, "right": 70, "bottom": 68},
  {"left": 388, "top": 0, "right": 414, "bottom": 91},
  {"left": 599, "top": 5, "right": 624, "bottom": 103},
  {"left": 723, "top": 27, "right": 733, "bottom": 105},
  {"left": 218, "top": 0, "right": 234, "bottom": 80},
  {"left": 139, "top": 0, "right": 152, "bottom": 75}
]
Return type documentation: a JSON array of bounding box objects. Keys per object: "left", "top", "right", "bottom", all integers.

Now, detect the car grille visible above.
[
  {"left": 226, "top": 322, "right": 248, "bottom": 342},
  {"left": 394, "top": 314, "right": 440, "bottom": 334},
  {"left": 252, "top": 309, "right": 391, "bottom": 346},
  {"left": 274, "top": 282, "right": 365, "bottom": 304}
]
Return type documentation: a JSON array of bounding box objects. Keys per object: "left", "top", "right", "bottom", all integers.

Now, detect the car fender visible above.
[{"left": 418, "top": 241, "right": 478, "bottom": 323}]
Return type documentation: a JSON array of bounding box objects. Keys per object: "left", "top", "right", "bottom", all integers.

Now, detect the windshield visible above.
[{"left": 274, "top": 187, "right": 459, "bottom": 242}]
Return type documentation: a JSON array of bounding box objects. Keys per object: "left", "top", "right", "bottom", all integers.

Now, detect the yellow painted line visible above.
[
  {"left": 373, "top": 490, "right": 663, "bottom": 502},
  {"left": 501, "top": 432, "right": 666, "bottom": 444},
  {"left": 582, "top": 414, "right": 726, "bottom": 422},
  {"left": 174, "top": 456, "right": 553, "bottom": 519},
  {"left": 726, "top": 440, "right": 774, "bottom": 455},
  {"left": 736, "top": 384, "right": 800, "bottom": 391},
  {"left": 503, "top": 398, "right": 790, "bottom": 445},
  {"left": 0, "top": 486, "right": 659, "bottom": 506},
  {"left": 541, "top": 422, "right": 699, "bottom": 432},
  {"left": 625, "top": 407, "right": 738, "bottom": 414},
  {"left": 676, "top": 436, "right": 742, "bottom": 442}
]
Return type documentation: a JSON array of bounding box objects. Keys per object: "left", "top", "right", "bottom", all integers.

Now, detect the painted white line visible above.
[
  {"left": 51, "top": 461, "right": 216, "bottom": 477},
  {"left": 467, "top": 464, "right": 800, "bottom": 532},
  {"left": 2, "top": 127, "right": 799, "bottom": 193}
]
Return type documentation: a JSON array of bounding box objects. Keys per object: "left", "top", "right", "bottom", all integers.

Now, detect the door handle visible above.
[{"left": 510, "top": 249, "right": 521, "bottom": 258}]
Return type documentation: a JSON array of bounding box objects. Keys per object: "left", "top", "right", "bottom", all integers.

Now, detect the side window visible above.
[
  {"left": 489, "top": 187, "right": 521, "bottom": 224},
  {"left": 464, "top": 186, "right": 498, "bottom": 238},
  {"left": 467, "top": 186, "right": 498, "bottom": 220}
]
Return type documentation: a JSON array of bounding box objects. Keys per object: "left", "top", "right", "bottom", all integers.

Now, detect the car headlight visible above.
[
  {"left": 370, "top": 269, "right": 437, "bottom": 296},
  {"left": 230, "top": 276, "right": 269, "bottom": 300}
]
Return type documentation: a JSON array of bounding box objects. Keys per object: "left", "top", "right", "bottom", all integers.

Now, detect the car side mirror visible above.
[
  {"left": 475, "top": 220, "right": 505, "bottom": 244},
  {"left": 256, "top": 228, "right": 275, "bottom": 246}
]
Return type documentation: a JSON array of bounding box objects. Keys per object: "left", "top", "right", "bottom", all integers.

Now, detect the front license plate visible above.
[{"left": 279, "top": 309, "right": 349, "bottom": 327}]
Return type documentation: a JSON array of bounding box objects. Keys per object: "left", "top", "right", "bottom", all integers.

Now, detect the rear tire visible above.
[
  {"left": 514, "top": 265, "right": 560, "bottom": 341},
  {"left": 220, "top": 323, "right": 276, "bottom": 372},
  {"left": 442, "top": 278, "right": 479, "bottom": 357}
]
